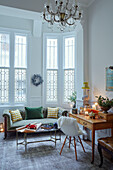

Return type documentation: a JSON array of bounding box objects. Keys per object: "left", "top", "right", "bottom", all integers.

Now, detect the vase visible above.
[
  {"left": 73, "top": 103, "right": 76, "bottom": 108},
  {"left": 100, "top": 106, "right": 111, "bottom": 113}
]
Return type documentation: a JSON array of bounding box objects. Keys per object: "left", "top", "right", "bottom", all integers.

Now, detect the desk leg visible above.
[{"left": 91, "top": 129, "right": 95, "bottom": 164}]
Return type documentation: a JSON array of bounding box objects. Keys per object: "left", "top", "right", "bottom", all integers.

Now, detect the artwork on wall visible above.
[{"left": 106, "top": 67, "right": 113, "bottom": 91}]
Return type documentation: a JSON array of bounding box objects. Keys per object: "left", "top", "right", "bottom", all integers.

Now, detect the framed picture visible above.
[{"left": 106, "top": 67, "right": 113, "bottom": 91}]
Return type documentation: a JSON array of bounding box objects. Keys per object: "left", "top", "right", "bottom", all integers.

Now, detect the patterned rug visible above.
[{"left": 0, "top": 132, "right": 113, "bottom": 170}]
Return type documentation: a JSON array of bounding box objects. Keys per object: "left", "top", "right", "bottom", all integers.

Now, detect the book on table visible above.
[{"left": 16, "top": 122, "right": 42, "bottom": 133}]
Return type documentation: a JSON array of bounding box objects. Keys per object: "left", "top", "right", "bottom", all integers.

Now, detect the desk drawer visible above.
[
  {"left": 69, "top": 114, "right": 80, "bottom": 123},
  {"left": 80, "top": 120, "right": 92, "bottom": 129}
]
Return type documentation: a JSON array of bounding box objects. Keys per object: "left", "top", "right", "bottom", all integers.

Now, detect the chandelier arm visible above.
[
  {"left": 65, "top": 15, "right": 72, "bottom": 21},
  {"left": 47, "top": 8, "right": 58, "bottom": 16},
  {"left": 72, "top": 15, "right": 81, "bottom": 21},
  {"left": 66, "top": 19, "right": 75, "bottom": 26},
  {"left": 65, "top": 0, "right": 72, "bottom": 12},
  {"left": 54, "top": 15, "right": 60, "bottom": 23},
  {"left": 43, "top": 14, "right": 52, "bottom": 23}
]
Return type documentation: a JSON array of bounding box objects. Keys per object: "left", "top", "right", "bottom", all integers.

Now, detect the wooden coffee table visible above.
[{"left": 16, "top": 123, "right": 61, "bottom": 152}]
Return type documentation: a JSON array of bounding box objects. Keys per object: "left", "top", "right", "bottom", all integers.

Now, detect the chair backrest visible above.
[{"left": 57, "top": 116, "right": 80, "bottom": 137}]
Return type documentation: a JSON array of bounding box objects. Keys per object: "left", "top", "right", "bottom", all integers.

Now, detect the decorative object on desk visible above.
[
  {"left": 31, "top": 74, "right": 43, "bottom": 86},
  {"left": 68, "top": 91, "right": 77, "bottom": 108},
  {"left": 0, "top": 123, "right": 4, "bottom": 132},
  {"left": 106, "top": 67, "right": 113, "bottom": 91},
  {"left": 95, "top": 102, "right": 98, "bottom": 110},
  {"left": 96, "top": 95, "right": 113, "bottom": 112},
  {"left": 88, "top": 112, "right": 95, "bottom": 119},
  {"left": 72, "top": 108, "right": 78, "bottom": 114},
  {"left": 82, "top": 82, "right": 90, "bottom": 107},
  {"left": 85, "top": 111, "right": 88, "bottom": 116}
]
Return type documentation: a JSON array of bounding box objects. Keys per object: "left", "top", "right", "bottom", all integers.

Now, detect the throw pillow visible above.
[
  {"left": 25, "top": 106, "right": 43, "bottom": 120},
  {"left": 9, "top": 109, "right": 22, "bottom": 123},
  {"left": 47, "top": 107, "right": 59, "bottom": 119}
]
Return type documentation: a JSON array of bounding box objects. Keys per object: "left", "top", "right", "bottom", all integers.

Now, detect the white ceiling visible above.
[{"left": 0, "top": 0, "right": 95, "bottom": 13}]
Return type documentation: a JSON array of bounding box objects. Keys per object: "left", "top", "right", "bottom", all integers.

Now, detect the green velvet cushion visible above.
[{"left": 25, "top": 107, "right": 43, "bottom": 120}]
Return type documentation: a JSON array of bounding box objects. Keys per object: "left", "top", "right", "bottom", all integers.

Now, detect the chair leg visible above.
[
  {"left": 60, "top": 136, "right": 67, "bottom": 155},
  {"left": 98, "top": 143, "right": 103, "bottom": 168},
  {"left": 74, "top": 137, "right": 77, "bottom": 160},
  {"left": 69, "top": 136, "right": 71, "bottom": 148},
  {"left": 78, "top": 136, "right": 85, "bottom": 153}
]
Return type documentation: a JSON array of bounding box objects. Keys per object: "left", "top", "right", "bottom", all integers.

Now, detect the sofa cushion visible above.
[
  {"left": 20, "top": 110, "right": 26, "bottom": 120},
  {"left": 43, "top": 108, "right": 48, "bottom": 118},
  {"left": 47, "top": 107, "right": 59, "bottom": 119},
  {"left": 10, "top": 118, "right": 57, "bottom": 129},
  {"left": 9, "top": 110, "right": 22, "bottom": 123},
  {"left": 25, "top": 107, "right": 43, "bottom": 120}
]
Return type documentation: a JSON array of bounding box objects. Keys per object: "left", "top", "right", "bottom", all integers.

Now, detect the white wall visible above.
[
  {"left": 88, "top": 0, "right": 113, "bottom": 101},
  {"left": 87, "top": 0, "right": 113, "bottom": 143}
]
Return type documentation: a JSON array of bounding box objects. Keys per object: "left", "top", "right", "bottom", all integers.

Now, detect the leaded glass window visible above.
[
  {"left": 15, "top": 69, "right": 26, "bottom": 102},
  {"left": 0, "top": 69, "right": 9, "bottom": 103},
  {"left": 46, "top": 70, "right": 57, "bottom": 102},
  {"left": 64, "top": 70, "right": 75, "bottom": 102}
]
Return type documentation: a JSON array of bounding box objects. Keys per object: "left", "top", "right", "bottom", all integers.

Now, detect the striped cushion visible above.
[
  {"left": 9, "top": 109, "right": 22, "bottom": 123},
  {"left": 47, "top": 107, "right": 59, "bottom": 119}
]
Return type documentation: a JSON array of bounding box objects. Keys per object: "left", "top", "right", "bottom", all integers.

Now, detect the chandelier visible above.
[{"left": 43, "top": 0, "right": 82, "bottom": 31}]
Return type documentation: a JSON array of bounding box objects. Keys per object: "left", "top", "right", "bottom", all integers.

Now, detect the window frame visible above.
[
  {"left": 62, "top": 34, "right": 76, "bottom": 105},
  {"left": 0, "top": 27, "right": 30, "bottom": 106},
  {"left": 43, "top": 34, "right": 60, "bottom": 107},
  {"left": 43, "top": 32, "right": 76, "bottom": 108}
]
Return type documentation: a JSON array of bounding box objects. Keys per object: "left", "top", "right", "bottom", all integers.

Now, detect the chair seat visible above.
[{"left": 98, "top": 137, "right": 113, "bottom": 153}]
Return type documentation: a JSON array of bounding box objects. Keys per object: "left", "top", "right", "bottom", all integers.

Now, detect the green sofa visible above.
[{"left": 3, "top": 107, "right": 68, "bottom": 139}]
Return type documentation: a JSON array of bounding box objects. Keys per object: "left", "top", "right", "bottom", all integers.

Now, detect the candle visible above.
[
  {"left": 85, "top": 111, "right": 88, "bottom": 115},
  {"left": 92, "top": 104, "right": 96, "bottom": 109},
  {"left": 84, "top": 108, "right": 86, "bottom": 112},
  {"left": 95, "top": 102, "right": 98, "bottom": 110},
  {"left": 1, "top": 128, "right": 3, "bottom": 132}
]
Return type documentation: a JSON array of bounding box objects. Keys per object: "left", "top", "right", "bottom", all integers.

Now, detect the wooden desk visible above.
[{"left": 69, "top": 113, "right": 113, "bottom": 163}]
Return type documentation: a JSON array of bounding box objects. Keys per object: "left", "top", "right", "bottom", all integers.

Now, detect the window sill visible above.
[{"left": 0, "top": 104, "right": 25, "bottom": 108}]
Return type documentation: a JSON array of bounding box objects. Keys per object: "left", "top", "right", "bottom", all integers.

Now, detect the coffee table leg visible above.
[
  {"left": 24, "top": 133, "right": 27, "bottom": 152},
  {"left": 55, "top": 130, "right": 56, "bottom": 147},
  {"left": 16, "top": 131, "right": 18, "bottom": 149},
  {"left": 60, "top": 132, "right": 61, "bottom": 142}
]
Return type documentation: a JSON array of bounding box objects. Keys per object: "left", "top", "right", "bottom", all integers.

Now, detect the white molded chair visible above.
[{"left": 57, "top": 116, "right": 86, "bottom": 160}]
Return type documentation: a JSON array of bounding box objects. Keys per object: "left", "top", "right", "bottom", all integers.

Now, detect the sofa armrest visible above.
[
  {"left": 58, "top": 107, "right": 68, "bottom": 117},
  {"left": 3, "top": 110, "right": 12, "bottom": 131}
]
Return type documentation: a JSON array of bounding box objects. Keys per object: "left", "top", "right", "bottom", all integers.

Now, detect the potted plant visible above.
[
  {"left": 68, "top": 91, "right": 77, "bottom": 114},
  {"left": 96, "top": 95, "right": 113, "bottom": 113},
  {"left": 68, "top": 91, "right": 77, "bottom": 108}
]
